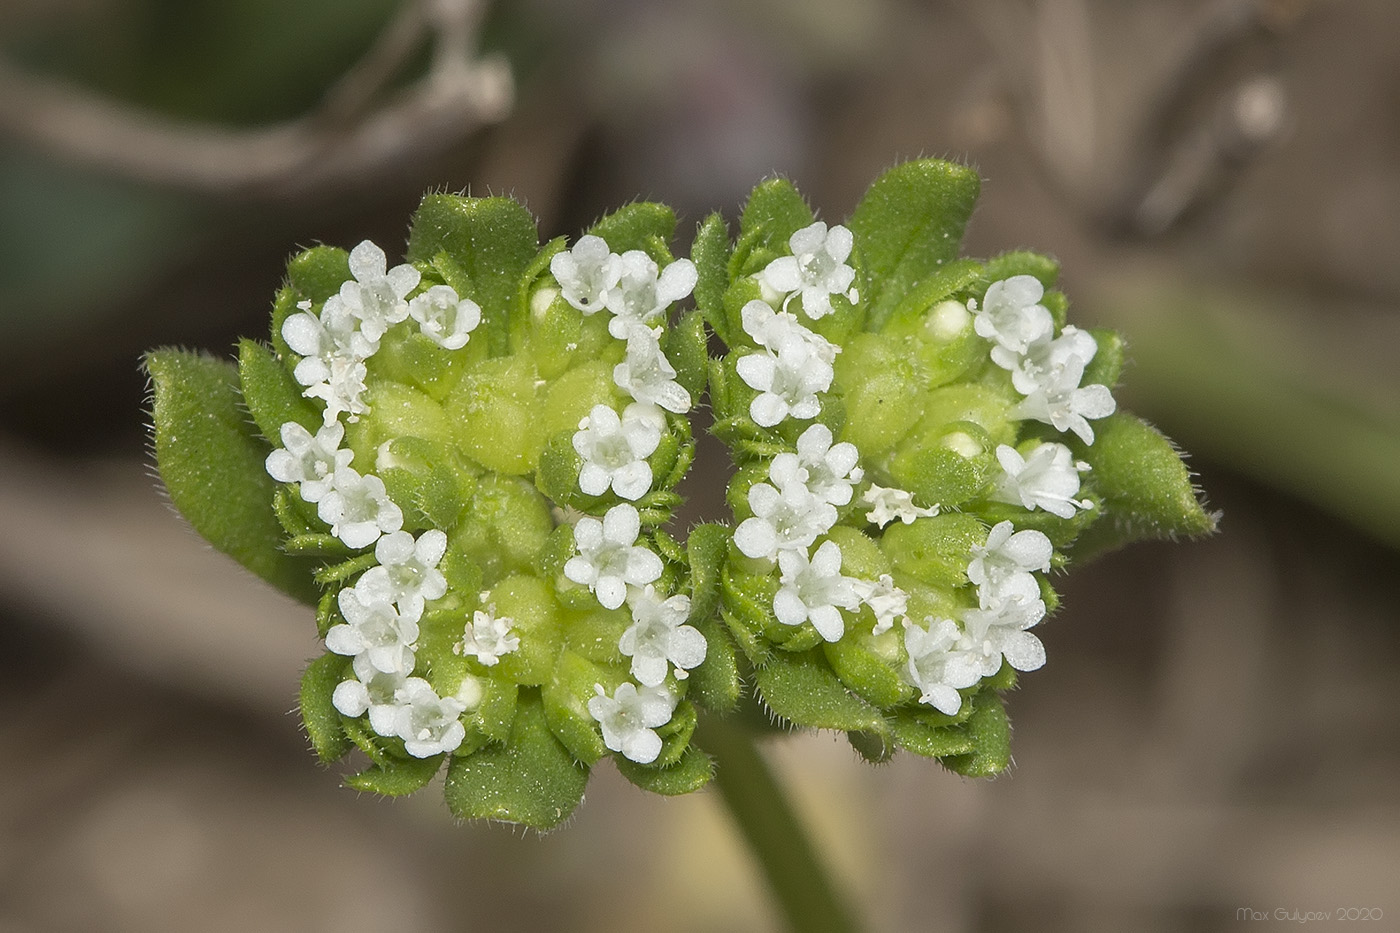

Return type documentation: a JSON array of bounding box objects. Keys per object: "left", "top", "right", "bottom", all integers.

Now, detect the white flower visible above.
[
  {"left": 850, "top": 573, "right": 909, "bottom": 635},
  {"left": 774, "top": 540, "right": 860, "bottom": 642},
  {"left": 902, "top": 618, "right": 983, "bottom": 715},
  {"left": 967, "top": 521, "right": 1052, "bottom": 601},
  {"left": 733, "top": 480, "right": 837, "bottom": 560},
  {"left": 740, "top": 300, "right": 838, "bottom": 364},
  {"left": 973, "top": 275, "right": 1054, "bottom": 367},
  {"left": 613, "top": 328, "right": 692, "bottom": 414},
  {"left": 862, "top": 484, "right": 939, "bottom": 528},
  {"left": 620, "top": 585, "right": 707, "bottom": 686},
  {"left": 355, "top": 529, "right": 448, "bottom": 621},
  {"left": 1009, "top": 326, "right": 1116, "bottom": 445},
  {"left": 960, "top": 576, "right": 1048, "bottom": 674},
  {"left": 316, "top": 467, "right": 404, "bottom": 549},
  {"left": 587, "top": 681, "right": 677, "bottom": 764},
  {"left": 759, "top": 221, "right": 857, "bottom": 320},
  {"left": 551, "top": 235, "right": 620, "bottom": 314},
  {"left": 326, "top": 589, "right": 419, "bottom": 674},
  {"left": 393, "top": 678, "right": 467, "bottom": 758},
  {"left": 454, "top": 606, "right": 520, "bottom": 667},
  {"left": 281, "top": 297, "right": 376, "bottom": 422},
  {"left": 764, "top": 423, "right": 863, "bottom": 507},
  {"left": 604, "top": 251, "right": 697, "bottom": 338},
  {"left": 564, "top": 503, "right": 664, "bottom": 610},
  {"left": 572, "top": 403, "right": 664, "bottom": 500},
  {"left": 305, "top": 353, "right": 372, "bottom": 424},
  {"left": 991, "top": 443, "right": 1092, "bottom": 519},
  {"left": 337, "top": 240, "right": 420, "bottom": 343},
  {"left": 264, "top": 420, "right": 353, "bottom": 503},
  {"left": 332, "top": 653, "right": 411, "bottom": 736},
  {"left": 407, "top": 284, "right": 481, "bottom": 350}
]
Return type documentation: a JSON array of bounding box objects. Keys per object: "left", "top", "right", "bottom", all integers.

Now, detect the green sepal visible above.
[
  {"left": 720, "top": 566, "right": 778, "bottom": 666},
  {"left": 375, "top": 435, "right": 470, "bottom": 531},
  {"left": 345, "top": 753, "right": 444, "bottom": 797},
  {"left": 691, "top": 213, "right": 733, "bottom": 345},
  {"left": 848, "top": 730, "right": 896, "bottom": 764},
  {"left": 342, "top": 714, "right": 396, "bottom": 767},
  {"left": 823, "top": 637, "right": 915, "bottom": 708},
  {"left": 687, "top": 615, "right": 741, "bottom": 713},
  {"left": 542, "top": 651, "right": 612, "bottom": 765},
  {"left": 284, "top": 533, "right": 352, "bottom": 558},
  {"left": 145, "top": 349, "right": 320, "bottom": 605},
  {"left": 850, "top": 159, "right": 981, "bottom": 330},
  {"left": 883, "top": 259, "right": 984, "bottom": 332},
  {"left": 1069, "top": 413, "right": 1217, "bottom": 560},
  {"left": 406, "top": 194, "right": 540, "bottom": 358},
  {"left": 272, "top": 485, "right": 318, "bottom": 537},
  {"left": 300, "top": 653, "right": 352, "bottom": 763},
  {"left": 755, "top": 649, "right": 888, "bottom": 735},
  {"left": 652, "top": 698, "right": 698, "bottom": 768},
  {"left": 615, "top": 745, "right": 715, "bottom": 796},
  {"left": 889, "top": 709, "right": 977, "bottom": 758},
  {"left": 287, "top": 245, "right": 352, "bottom": 302},
  {"left": 443, "top": 691, "right": 589, "bottom": 830},
  {"left": 942, "top": 691, "right": 1011, "bottom": 776},
  {"left": 737, "top": 177, "right": 813, "bottom": 273},
  {"left": 588, "top": 201, "right": 677, "bottom": 256},
  {"left": 237, "top": 339, "right": 319, "bottom": 441},
  {"left": 880, "top": 512, "right": 985, "bottom": 590},
  {"left": 470, "top": 677, "right": 520, "bottom": 745},
  {"left": 686, "top": 523, "right": 729, "bottom": 619},
  {"left": 670, "top": 311, "right": 710, "bottom": 402},
  {"left": 314, "top": 553, "right": 378, "bottom": 587},
  {"left": 886, "top": 442, "right": 991, "bottom": 510},
  {"left": 980, "top": 250, "right": 1059, "bottom": 290}
]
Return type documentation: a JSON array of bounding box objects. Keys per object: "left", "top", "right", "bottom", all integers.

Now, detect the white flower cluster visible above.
[
  {"left": 735, "top": 300, "right": 839, "bottom": 427},
  {"left": 902, "top": 520, "right": 1053, "bottom": 716},
  {"left": 552, "top": 235, "right": 705, "bottom": 764},
  {"left": 972, "top": 275, "right": 1116, "bottom": 446},
  {"left": 758, "top": 221, "right": 859, "bottom": 319},
  {"left": 266, "top": 239, "right": 492, "bottom": 758}
]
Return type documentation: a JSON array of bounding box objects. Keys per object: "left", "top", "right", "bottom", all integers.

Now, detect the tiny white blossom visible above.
[
  {"left": 407, "top": 284, "right": 481, "bottom": 350},
  {"left": 759, "top": 221, "right": 857, "bottom": 320},
  {"left": 551, "top": 235, "right": 620, "bottom": 313},
  {"left": 735, "top": 302, "right": 839, "bottom": 427},
  {"left": 564, "top": 503, "right": 664, "bottom": 610},
  {"left": 355, "top": 529, "right": 448, "bottom": 621},
  {"left": 1009, "top": 326, "right": 1115, "bottom": 445},
  {"left": 326, "top": 589, "right": 419, "bottom": 674},
  {"left": 774, "top": 540, "right": 860, "bottom": 642},
  {"left": 850, "top": 573, "right": 909, "bottom": 635},
  {"left": 282, "top": 295, "right": 377, "bottom": 378},
  {"left": 991, "top": 443, "right": 1092, "bottom": 519},
  {"left": 902, "top": 618, "right": 983, "bottom": 715},
  {"left": 265, "top": 420, "right": 353, "bottom": 503},
  {"left": 393, "top": 678, "right": 467, "bottom": 758},
  {"left": 306, "top": 353, "right": 373, "bottom": 424},
  {"left": 967, "top": 521, "right": 1052, "bottom": 602},
  {"left": 620, "top": 585, "right": 707, "bottom": 686},
  {"left": 317, "top": 467, "right": 403, "bottom": 549},
  {"left": 332, "top": 653, "right": 411, "bottom": 736},
  {"left": 604, "top": 250, "right": 697, "bottom": 338},
  {"left": 740, "top": 300, "right": 838, "bottom": 364},
  {"left": 338, "top": 240, "right": 420, "bottom": 343},
  {"left": 960, "top": 575, "right": 1048, "bottom": 674},
  {"left": 973, "top": 275, "right": 1054, "bottom": 367},
  {"left": 862, "top": 484, "right": 939, "bottom": 528},
  {"left": 613, "top": 328, "right": 692, "bottom": 413},
  {"left": 572, "top": 403, "right": 663, "bottom": 500},
  {"left": 587, "top": 682, "right": 677, "bottom": 764},
  {"left": 733, "top": 481, "right": 837, "bottom": 560},
  {"left": 792, "top": 422, "right": 863, "bottom": 504},
  {"left": 454, "top": 606, "right": 520, "bottom": 666}
]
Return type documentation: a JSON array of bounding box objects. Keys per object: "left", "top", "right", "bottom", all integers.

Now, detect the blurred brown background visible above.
[{"left": 1, "top": 1, "right": 1397, "bottom": 930}]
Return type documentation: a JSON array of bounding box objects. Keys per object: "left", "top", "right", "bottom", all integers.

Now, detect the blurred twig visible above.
[{"left": 0, "top": 0, "right": 512, "bottom": 198}]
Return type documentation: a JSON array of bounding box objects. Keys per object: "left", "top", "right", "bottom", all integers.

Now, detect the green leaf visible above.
[
  {"left": 980, "top": 250, "right": 1059, "bottom": 290},
  {"left": 884, "top": 258, "right": 984, "bottom": 330},
  {"left": 542, "top": 652, "right": 611, "bottom": 765},
  {"left": 615, "top": 745, "right": 714, "bottom": 796},
  {"left": 755, "top": 649, "right": 887, "bottom": 735},
  {"left": 823, "top": 638, "right": 914, "bottom": 707},
  {"left": 406, "top": 195, "right": 539, "bottom": 357},
  {"left": 1082, "top": 327, "right": 1124, "bottom": 390},
  {"left": 889, "top": 709, "right": 976, "bottom": 759},
  {"left": 688, "top": 616, "right": 741, "bottom": 713},
  {"left": 444, "top": 691, "right": 589, "bottom": 830},
  {"left": 850, "top": 159, "right": 981, "bottom": 330},
  {"left": 146, "top": 349, "right": 320, "bottom": 604},
  {"left": 237, "top": 339, "right": 319, "bottom": 442},
  {"left": 880, "top": 512, "right": 985, "bottom": 590},
  {"left": 691, "top": 212, "right": 733, "bottom": 345},
  {"left": 345, "top": 754, "right": 443, "bottom": 797},
  {"left": 740, "top": 178, "right": 814, "bottom": 262},
  {"left": 942, "top": 691, "right": 1011, "bottom": 777},
  {"left": 1070, "top": 413, "right": 1217, "bottom": 560},
  {"left": 588, "top": 202, "right": 677, "bottom": 256},
  {"left": 847, "top": 730, "right": 896, "bottom": 764},
  {"left": 300, "top": 654, "right": 351, "bottom": 763},
  {"left": 686, "top": 523, "right": 730, "bottom": 621},
  {"left": 670, "top": 311, "right": 710, "bottom": 402}
]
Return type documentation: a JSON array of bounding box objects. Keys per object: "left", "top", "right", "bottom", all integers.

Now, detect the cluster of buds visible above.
[{"left": 147, "top": 160, "right": 1215, "bottom": 827}]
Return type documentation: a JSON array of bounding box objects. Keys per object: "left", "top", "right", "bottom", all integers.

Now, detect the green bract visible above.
[{"left": 146, "top": 159, "right": 1214, "bottom": 829}]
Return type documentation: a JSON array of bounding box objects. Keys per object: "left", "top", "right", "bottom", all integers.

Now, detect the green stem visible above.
[{"left": 698, "top": 717, "right": 860, "bottom": 933}]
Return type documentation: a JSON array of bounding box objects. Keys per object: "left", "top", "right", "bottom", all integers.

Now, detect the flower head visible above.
[
  {"left": 338, "top": 240, "right": 420, "bottom": 343},
  {"left": 773, "top": 540, "right": 860, "bottom": 642},
  {"left": 355, "top": 529, "right": 449, "bottom": 621},
  {"left": 551, "top": 235, "right": 620, "bottom": 313},
  {"left": 991, "top": 443, "right": 1092, "bottom": 519},
  {"left": 408, "top": 284, "right": 481, "bottom": 350},
  {"left": 774, "top": 423, "right": 863, "bottom": 506},
  {"left": 967, "top": 521, "right": 1052, "bottom": 599},
  {"left": 734, "top": 480, "right": 837, "bottom": 560},
  {"left": 572, "top": 403, "right": 664, "bottom": 501},
  {"left": 564, "top": 503, "right": 664, "bottom": 610},
  {"left": 587, "top": 681, "right": 677, "bottom": 764},
  {"left": 613, "top": 328, "right": 692, "bottom": 414},
  {"left": 620, "top": 585, "right": 707, "bottom": 686},
  {"left": 903, "top": 618, "right": 983, "bottom": 715},
  {"left": 454, "top": 606, "right": 520, "bottom": 667},
  {"left": 759, "top": 221, "right": 857, "bottom": 320},
  {"left": 973, "top": 275, "right": 1054, "bottom": 366},
  {"left": 393, "top": 677, "right": 467, "bottom": 758},
  {"left": 316, "top": 467, "right": 403, "bottom": 549},
  {"left": 327, "top": 588, "right": 419, "bottom": 674},
  {"left": 264, "top": 420, "right": 353, "bottom": 503},
  {"left": 332, "top": 653, "right": 411, "bottom": 736},
  {"left": 1009, "top": 326, "right": 1116, "bottom": 445},
  {"left": 604, "top": 250, "right": 697, "bottom": 338}
]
